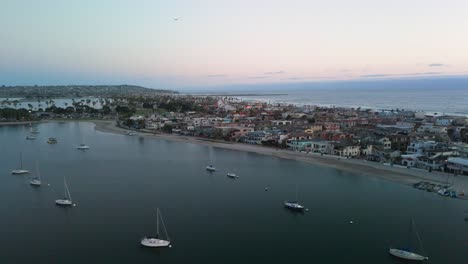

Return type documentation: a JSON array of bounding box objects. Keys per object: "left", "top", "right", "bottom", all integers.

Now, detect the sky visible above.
[{"left": 1, "top": 0, "right": 468, "bottom": 90}]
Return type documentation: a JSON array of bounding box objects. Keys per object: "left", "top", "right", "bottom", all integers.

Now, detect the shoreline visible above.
[{"left": 90, "top": 120, "right": 468, "bottom": 193}]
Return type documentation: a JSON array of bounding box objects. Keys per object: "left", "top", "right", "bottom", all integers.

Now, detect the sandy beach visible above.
[{"left": 89, "top": 120, "right": 468, "bottom": 193}]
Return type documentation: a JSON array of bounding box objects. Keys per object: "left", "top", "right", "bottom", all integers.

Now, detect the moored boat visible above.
[
  {"left": 55, "top": 177, "right": 73, "bottom": 206},
  {"left": 206, "top": 165, "right": 216, "bottom": 171},
  {"left": 227, "top": 172, "right": 237, "bottom": 178},
  {"left": 141, "top": 208, "right": 171, "bottom": 248},
  {"left": 284, "top": 201, "right": 305, "bottom": 211},
  {"left": 47, "top": 137, "right": 57, "bottom": 144},
  {"left": 29, "top": 163, "right": 42, "bottom": 186},
  {"left": 11, "top": 152, "right": 29, "bottom": 174},
  {"left": 389, "top": 248, "right": 428, "bottom": 261},
  {"left": 77, "top": 144, "right": 90, "bottom": 150},
  {"left": 389, "top": 218, "right": 428, "bottom": 261}
]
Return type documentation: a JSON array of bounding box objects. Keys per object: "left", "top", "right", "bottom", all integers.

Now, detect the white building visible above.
[
  {"left": 417, "top": 123, "right": 447, "bottom": 134},
  {"left": 447, "top": 157, "right": 468, "bottom": 175},
  {"left": 406, "top": 141, "right": 438, "bottom": 154}
]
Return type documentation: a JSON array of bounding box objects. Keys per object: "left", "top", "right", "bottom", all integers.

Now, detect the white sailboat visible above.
[
  {"left": 389, "top": 218, "right": 428, "bottom": 261},
  {"left": 29, "top": 163, "right": 42, "bottom": 186},
  {"left": 206, "top": 165, "right": 216, "bottom": 171},
  {"left": 11, "top": 152, "right": 30, "bottom": 174},
  {"left": 76, "top": 143, "right": 90, "bottom": 150},
  {"left": 141, "top": 208, "right": 171, "bottom": 248},
  {"left": 284, "top": 184, "right": 305, "bottom": 212},
  {"left": 55, "top": 177, "right": 73, "bottom": 206},
  {"left": 30, "top": 126, "right": 39, "bottom": 134},
  {"left": 227, "top": 172, "right": 238, "bottom": 178},
  {"left": 76, "top": 130, "right": 90, "bottom": 149}
]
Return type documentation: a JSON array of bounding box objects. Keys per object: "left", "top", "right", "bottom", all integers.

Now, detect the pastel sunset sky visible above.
[{"left": 1, "top": 0, "right": 468, "bottom": 89}]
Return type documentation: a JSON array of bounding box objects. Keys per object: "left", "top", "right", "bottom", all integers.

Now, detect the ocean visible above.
[{"left": 194, "top": 77, "right": 468, "bottom": 116}]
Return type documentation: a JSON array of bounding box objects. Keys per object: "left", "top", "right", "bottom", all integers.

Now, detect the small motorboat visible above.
[
  {"left": 389, "top": 248, "right": 428, "bottom": 261},
  {"left": 127, "top": 131, "right": 136, "bottom": 136},
  {"left": 26, "top": 135, "right": 36, "bottom": 140},
  {"left": 206, "top": 165, "right": 216, "bottom": 172},
  {"left": 284, "top": 201, "right": 305, "bottom": 211},
  {"left": 47, "top": 138, "right": 57, "bottom": 144},
  {"left": 227, "top": 172, "right": 238, "bottom": 178}
]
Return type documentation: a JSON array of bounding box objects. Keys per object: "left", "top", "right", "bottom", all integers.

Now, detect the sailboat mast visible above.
[
  {"left": 159, "top": 209, "right": 170, "bottom": 241},
  {"left": 36, "top": 162, "right": 40, "bottom": 179},
  {"left": 156, "top": 208, "right": 160, "bottom": 237},
  {"left": 295, "top": 184, "right": 298, "bottom": 201}
]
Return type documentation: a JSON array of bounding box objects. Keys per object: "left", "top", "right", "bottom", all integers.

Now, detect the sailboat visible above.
[
  {"left": 389, "top": 218, "right": 429, "bottom": 261},
  {"left": 284, "top": 184, "right": 305, "bottom": 211},
  {"left": 29, "top": 163, "right": 42, "bottom": 186},
  {"left": 141, "top": 208, "right": 171, "bottom": 248},
  {"left": 206, "top": 165, "right": 216, "bottom": 171},
  {"left": 76, "top": 130, "right": 90, "bottom": 149},
  {"left": 55, "top": 177, "right": 73, "bottom": 206},
  {"left": 227, "top": 172, "right": 238, "bottom": 178},
  {"left": 11, "top": 152, "right": 30, "bottom": 174},
  {"left": 76, "top": 143, "right": 90, "bottom": 150},
  {"left": 30, "top": 126, "right": 39, "bottom": 134}
]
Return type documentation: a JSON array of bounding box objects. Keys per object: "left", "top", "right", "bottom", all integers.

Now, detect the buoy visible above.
[
  {"left": 349, "top": 220, "right": 354, "bottom": 224},
  {"left": 265, "top": 187, "right": 269, "bottom": 191},
  {"left": 305, "top": 209, "right": 309, "bottom": 212},
  {"left": 47, "top": 184, "right": 50, "bottom": 186},
  {"left": 73, "top": 204, "right": 77, "bottom": 207},
  {"left": 169, "top": 245, "right": 172, "bottom": 248}
]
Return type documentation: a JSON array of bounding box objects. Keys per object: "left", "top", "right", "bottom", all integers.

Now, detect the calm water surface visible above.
[{"left": 0, "top": 122, "right": 467, "bottom": 263}]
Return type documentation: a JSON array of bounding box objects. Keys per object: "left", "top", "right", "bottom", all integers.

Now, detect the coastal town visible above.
[{"left": 2, "top": 92, "right": 468, "bottom": 186}]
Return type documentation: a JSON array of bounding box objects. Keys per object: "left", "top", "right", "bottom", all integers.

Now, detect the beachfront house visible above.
[
  {"left": 287, "top": 139, "right": 314, "bottom": 152},
  {"left": 446, "top": 157, "right": 468, "bottom": 175},
  {"left": 310, "top": 139, "right": 332, "bottom": 154},
  {"left": 332, "top": 143, "right": 361, "bottom": 157},
  {"left": 243, "top": 131, "right": 270, "bottom": 145}
]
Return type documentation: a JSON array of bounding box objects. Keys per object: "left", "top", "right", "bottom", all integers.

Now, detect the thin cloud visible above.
[
  {"left": 264, "top": 71, "right": 286, "bottom": 75},
  {"left": 428, "top": 63, "right": 446, "bottom": 67},
  {"left": 361, "top": 74, "right": 392, "bottom": 78},
  {"left": 207, "top": 74, "right": 228, "bottom": 78},
  {"left": 361, "top": 72, "right": 443, "bottom": 78},
  {"left": 249, "top": 76, "right": 270, "bottom": 79}
]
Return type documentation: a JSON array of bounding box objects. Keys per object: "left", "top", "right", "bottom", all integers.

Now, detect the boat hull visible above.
[
  {"left": 77, "top": 146, "right": 90, "bottom": 150},
  {"left": 284, "top": 201, "right": 305, "bottom": 211},
  {"left": 389, "top": 248, "right": 428, "bottom": 261},
  {"left": 30, "top": 180, "right": 41, "bottom": 186},
  {"left": 227, "top": 173, "right": 237, "bottom": 178},
  {"left": 141, "top": 238, "right": 170, "bottom": 248},
  {"left": 11, "top": 170, "right": 30, "bottom": 175},
  {"left": 55, "top": 199, "right": 73, "bottom": 206}
]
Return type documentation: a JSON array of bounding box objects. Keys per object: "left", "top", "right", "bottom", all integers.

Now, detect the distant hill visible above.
[{"left": 0, "top": 85, "right": 178, "bottom": 98}]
